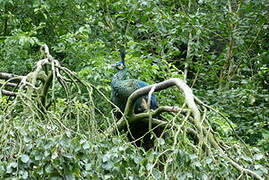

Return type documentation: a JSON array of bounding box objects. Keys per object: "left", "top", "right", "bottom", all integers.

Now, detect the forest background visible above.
[{"left": 0, "top": 0, "right": 268, "bottom": 179}]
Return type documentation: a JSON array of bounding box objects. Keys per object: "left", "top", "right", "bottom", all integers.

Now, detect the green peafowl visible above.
[
  {"left": 111, "top": 49, "right": 158, "bottom": 117},
  {"left": 111, "top": 49, "right": 162, "bottom": 149}
]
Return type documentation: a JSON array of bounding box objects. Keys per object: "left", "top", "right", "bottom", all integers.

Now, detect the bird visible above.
[
  {"left": 111, "top": 49, "right": 162, "bottom": 150},
  {"left": 111, "top": 49, "right": 158, "bottom": 117}
]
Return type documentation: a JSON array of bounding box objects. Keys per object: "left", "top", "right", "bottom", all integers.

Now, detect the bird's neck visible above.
[{"left": 112, "top": 68, "right": 128, "bottom": 82}]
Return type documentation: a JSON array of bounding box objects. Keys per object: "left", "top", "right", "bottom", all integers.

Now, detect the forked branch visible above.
[
  {"left": 125, "top": 78, "right": 201, "bottom": 129},
  {"left": 106, "top": 78, "right": 201, "bottom": 133},
  {"left": 105, "top": 78, "right": 262, "bottom": 180}
]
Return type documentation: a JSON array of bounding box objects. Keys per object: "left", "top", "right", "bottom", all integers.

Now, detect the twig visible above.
[{"left": 194, "top": 96, "right": 249, "bottom": 149}]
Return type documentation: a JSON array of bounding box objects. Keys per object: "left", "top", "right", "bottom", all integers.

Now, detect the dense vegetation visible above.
[{"left": 0, "top": 0, "right": 268, "bottom": 179}]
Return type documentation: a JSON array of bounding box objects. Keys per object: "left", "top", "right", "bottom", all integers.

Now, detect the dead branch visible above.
[
  {"left": 0, "top": 82, "right": 18, "bottom": 87},
  {"left": 105, "top": 78, "right": 200, "bottom": 133},
  {"left": 104, "top": 78, "right": 262, "bottom": 180},
  {"left": 123, "top": 78, "right": 201, "bottom": 130},
  {"left": 1, "top": 89, "right": 17, "bottom": 96},
  {"left": 40, "top": 72, "right": 53, "bottom": 107},
  {"left": 0, "top": 72, "right": 23, "bottom": 82},
  {"left": 0, "top": 44, "right": 264, "bottom": 179},
  {"left": 0, "top": 72, "right": 18, "bottom": 80}
]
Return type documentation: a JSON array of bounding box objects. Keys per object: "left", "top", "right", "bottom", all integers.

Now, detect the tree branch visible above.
[
  {"left": 0, "top": 82, "right": 18, "bottom": 87},
  {"left": 0, "top": 72, "right": 22, "bottom": 82},
  {"left": 105, "top": 78, "right": 201, "bottom": 134},
  {"left": 132, "top": 106, "right": 190, "bottom": 122},
  {"left": 124, "top": 78, "right": 201, "bottom": 125},
  {"left": 1, "top": 89, "right": 17, "bottom": 96},
  {"left": 40, "top": 72, "right": 53, "bottom": 107}
]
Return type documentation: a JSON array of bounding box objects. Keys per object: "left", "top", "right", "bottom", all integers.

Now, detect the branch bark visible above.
[
  {"left": 0, "top": 82, "right": 18, "bottom": 87},
  {"left": 104, "top": 78, "right": 262, "bottom": 180},
  {"left": 106, "top": 78, "right": 201, "bottom": 134},
  {"left": 0, "top": 72, "right": 22, "bottom": 82},
  {"left": 1, "top": 89, "right": 17, "bottom": 96},
  {"left": 125, "top": 78, "right": 201, "bottom": 125}
]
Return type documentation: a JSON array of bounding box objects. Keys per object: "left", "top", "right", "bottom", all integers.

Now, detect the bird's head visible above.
[
  {"left": 112, "top": 48, "right": 126, "bottom": 70},
  {"left": 112, "top": 61, "right": 125, "bottom": 70}
]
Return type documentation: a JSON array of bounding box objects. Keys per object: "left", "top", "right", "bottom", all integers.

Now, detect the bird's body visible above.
[
  {"left": 111, "top": 69, "right": 158, "bottom": 115},
  {"left": 111, "top": 50, "right": 162, "bottom": 150},
  {"left": 111, "top": 53, "right": 158, "bottom": 116}
]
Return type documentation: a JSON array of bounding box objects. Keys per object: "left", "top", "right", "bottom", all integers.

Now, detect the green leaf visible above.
[
  {"left": 82, "top": 143, "right": 90, "bottom": 150},
  {"left": 241, "top": 155, "right": 252, "bottom": 162},
  {"left": 152, "top": 168, "right": 161, "bottom": 179},
  {"left": 7, "top": 162, "right": 18, "bottom": 173},
  {"left": 51, "top": 151, "right": 58, "bottom": 160},
  {"left": 21, "top": 154, "right": 30, "bottom": 163},
  {"left": 19, "top": 170, "right": 29, "bottom": 179},
  {"left": 206, "top": 158, "right": 213, "bottom": 164},
  {"left": 157, "top": 138, "right": 165, "bottom": 146},
  {"left": 253, "top": 153, "right": 264, "bottom": 160}
]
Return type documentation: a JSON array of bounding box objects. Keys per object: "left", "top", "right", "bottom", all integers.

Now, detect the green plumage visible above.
[
  {"left": 110, "top": 53, "right": 162, "bottom": 150},
  {"left": 111, "top": 64, "right": 158, "bottom": 116}
]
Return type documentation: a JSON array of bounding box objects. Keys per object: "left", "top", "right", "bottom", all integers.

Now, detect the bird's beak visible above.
[{"left": 111, "top": 63, "right": 116, "bottom": 67}]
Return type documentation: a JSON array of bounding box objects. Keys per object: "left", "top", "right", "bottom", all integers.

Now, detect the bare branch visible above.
[
  {"left": 132, "top": 106, "right": 190, "bottom": 122},
  {"left": 0, "top": 72, "right": 23, "bottom": 82},
  {"left": 154, "top": 106, "right": 189, "bottom": 114},
  {"left": 1, "top": 89, "right": 17, "bottom": 96},
  {"left": 124, "top": 78, "right": 201, "bottom": 123},
  {"left": 0, "top": 72, "right": 18, "bottom": 79},
  {"left": 147, "top": 85, "right": 156, "bottom": 131},
  {"left": 105, "top": 78, "right": 201, "bottom": 134},
  {"left": 40, "top": 44, "right": 53, "bottom": 59},
  {"left": 0, "top": 82, "right": 18, "bottom": 87}
]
